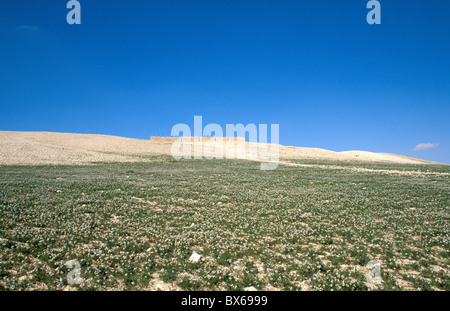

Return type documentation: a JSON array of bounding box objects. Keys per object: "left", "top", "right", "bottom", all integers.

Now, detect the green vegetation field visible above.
[{"left": 0, "top": 157, "right": 449, "bottom": 291}]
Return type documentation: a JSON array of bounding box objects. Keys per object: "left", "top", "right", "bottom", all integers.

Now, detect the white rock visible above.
[
  {"left": 244, "top": 286, "right": 257, "bottom": 291},
  {"left": 189, "top": 252, "right": 201, "bottom": 263}
]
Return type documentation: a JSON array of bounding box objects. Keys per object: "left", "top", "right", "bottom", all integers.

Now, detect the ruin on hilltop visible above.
[{"left": 150, "top": 136, "right": 246, "bottom": 143}]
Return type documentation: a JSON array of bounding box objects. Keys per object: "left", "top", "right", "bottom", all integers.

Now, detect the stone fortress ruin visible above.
[{"left": 150, "top": 136, "right": 246, "bottom": 143}]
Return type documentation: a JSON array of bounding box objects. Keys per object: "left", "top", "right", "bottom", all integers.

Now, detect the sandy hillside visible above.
[{"left": 0, "top": 131, "right": 438, "bottom": 165}]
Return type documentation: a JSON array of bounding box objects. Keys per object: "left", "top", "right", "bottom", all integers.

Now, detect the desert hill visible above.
[{"left": 0, "top": 131, "right": 439, "bottom": 166}]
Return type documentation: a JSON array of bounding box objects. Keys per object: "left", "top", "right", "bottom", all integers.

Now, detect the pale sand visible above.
[{"left": 0, "top": 131, "right": 441, "bottom": 166}]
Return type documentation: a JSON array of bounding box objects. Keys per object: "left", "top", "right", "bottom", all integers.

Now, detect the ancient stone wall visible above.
[{"left": 150, "top": 136, "right": 246, "bottom": 142}]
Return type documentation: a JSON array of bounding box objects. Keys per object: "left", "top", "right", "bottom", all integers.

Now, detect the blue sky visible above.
[{"left": 0, "top": 1, "right": 449, "bottom": 163}]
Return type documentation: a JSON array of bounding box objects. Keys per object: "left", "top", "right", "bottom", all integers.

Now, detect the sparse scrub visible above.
[{"left": 0, "top": 157, "right": 448, "bottom": 291}]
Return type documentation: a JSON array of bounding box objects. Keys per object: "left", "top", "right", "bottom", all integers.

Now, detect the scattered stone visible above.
[{"left": 189, "top": 252, "right": 201, "bottom": 263}]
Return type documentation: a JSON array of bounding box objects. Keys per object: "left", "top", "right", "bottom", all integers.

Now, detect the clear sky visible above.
[{"left": 1, "top": 1, "right": 449, "bottom": 163}]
